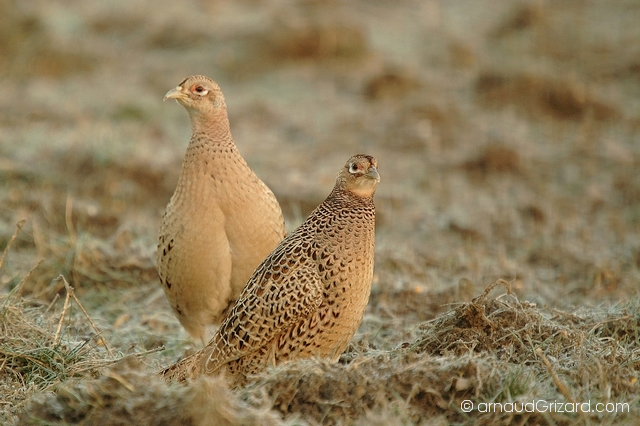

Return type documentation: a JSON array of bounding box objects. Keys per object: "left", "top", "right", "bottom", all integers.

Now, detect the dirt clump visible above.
[{"left": 475, "top": 72, "right": 620, "bottom": 121}]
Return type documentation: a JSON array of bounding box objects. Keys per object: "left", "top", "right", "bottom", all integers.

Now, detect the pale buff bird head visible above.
[
  {"left": 338, "top": 154, "right": 380, "bottom": 198},
  {"left": 164, "top": 75, "right": 227, "bottom": 117}
]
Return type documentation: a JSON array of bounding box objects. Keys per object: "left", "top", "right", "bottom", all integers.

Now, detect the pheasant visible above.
[
  {"left": 158, "top": 75, "right": 286, "bottom": 344},
  {"left": 162, "top": 154, "right": 379, "bottom": 386}
]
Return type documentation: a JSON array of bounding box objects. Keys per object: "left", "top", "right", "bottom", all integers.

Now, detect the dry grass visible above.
[
  {"left": 5, "top": 273, "right": 639, "bottom": 425},
  {"left": 1, "top": 282, "right": 116, "bottom": 422}
]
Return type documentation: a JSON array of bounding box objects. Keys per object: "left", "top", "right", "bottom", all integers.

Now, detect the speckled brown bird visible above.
[
  {"left": 162, "top": 154, "right": 379, "bottom": 386},
  {"left": 158, "top": 75, "right": 286, "bottom": 344}
]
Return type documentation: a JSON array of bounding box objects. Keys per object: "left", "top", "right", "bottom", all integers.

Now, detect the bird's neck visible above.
[
  {"left": 329, "top": 187, "right": 375, "bottom": 207},
  {"left": 174, "top": 111, "right": 246, "bottom": 193},
  {"left": 189, "top": 111, "right": 234, "bottom": 145}
]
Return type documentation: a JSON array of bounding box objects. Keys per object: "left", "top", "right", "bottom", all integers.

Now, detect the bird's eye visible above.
[
  {"left": 192, "top": 85, "right": 208, "bottom": 96},
  {"left": 348, "top": 163, "right": 360, "bottom": 174}
]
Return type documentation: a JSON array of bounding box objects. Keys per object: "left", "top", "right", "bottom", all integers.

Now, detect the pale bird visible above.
[{"left": 158, "top": 75, "right": 286, "bottom": 344}]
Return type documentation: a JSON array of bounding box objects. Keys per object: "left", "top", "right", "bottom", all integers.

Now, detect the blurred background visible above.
[{"left": 1, "top": 0, "right": 639, "bottom": 345}]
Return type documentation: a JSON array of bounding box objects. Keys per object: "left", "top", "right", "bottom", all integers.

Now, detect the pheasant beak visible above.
[
  {"left": 365, "top": 166, "right": 380, "bottom": 182},
  {"left": 164, "top": 87, "right": 188, "bottom": 102}
]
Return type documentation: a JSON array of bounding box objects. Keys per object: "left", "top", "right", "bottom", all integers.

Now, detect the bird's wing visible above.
[{"left": 202, "top": 241, "right": 323, "bottom": 373}]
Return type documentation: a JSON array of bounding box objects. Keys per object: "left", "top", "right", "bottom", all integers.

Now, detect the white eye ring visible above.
[
  {"left": 193, "top": 85, "right": 209, "bottom": 96},
  {"left": 348, "top": 163, "right": 359, "bottom": 174}
]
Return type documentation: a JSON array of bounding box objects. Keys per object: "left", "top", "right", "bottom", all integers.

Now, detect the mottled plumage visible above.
[
  {"left": 162, "top": 154, "right": 379, "bottom": 386},
  {"left": 158, "top": 75, "right": 286, "bottom": 343}
]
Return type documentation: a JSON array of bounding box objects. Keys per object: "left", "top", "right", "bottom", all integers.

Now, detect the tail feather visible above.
[{"left": 160, "top": 352, "right": 202, "bottom": 383}]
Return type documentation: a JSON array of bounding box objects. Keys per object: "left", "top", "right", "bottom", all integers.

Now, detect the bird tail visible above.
[{"left": 160, "top": 351, "right": 202, "bottom": 383}]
